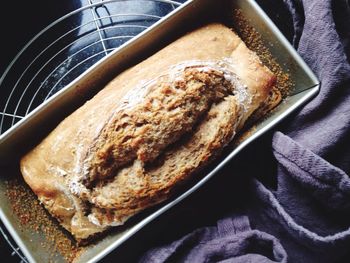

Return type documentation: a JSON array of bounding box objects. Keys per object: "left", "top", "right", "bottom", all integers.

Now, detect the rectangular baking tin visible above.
[{"left": 0, "top": 0, "right": 320, "bottom": 262}]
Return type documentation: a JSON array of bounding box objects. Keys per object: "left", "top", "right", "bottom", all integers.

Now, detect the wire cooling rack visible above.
[
  {"left": 0, "top": 0, "right": 185, "bottom": 135},
  {"left": 0, "top": 0, "right": 185, "bottom": 261}
]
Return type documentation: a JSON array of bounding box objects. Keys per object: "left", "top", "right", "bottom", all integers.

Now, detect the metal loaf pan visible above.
[{"left": 0, "top": 0, "right": 320, "bottom": 262}]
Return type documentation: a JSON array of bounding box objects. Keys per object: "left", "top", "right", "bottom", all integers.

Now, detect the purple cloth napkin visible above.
[{"left": 139, "top": 0, "right": 350, "bottom": 262}]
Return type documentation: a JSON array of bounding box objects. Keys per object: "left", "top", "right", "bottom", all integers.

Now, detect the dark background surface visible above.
[
  {"left": 0, "top": 0, "right": 82, "bottom": 77},
  {"left": 0, "top": 0, "right": 293, "bottom": 262}
]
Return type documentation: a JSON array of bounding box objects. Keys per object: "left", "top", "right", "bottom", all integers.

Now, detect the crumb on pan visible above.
[
  {"left": 5, "top": 179, "right": 84, "bottom": 263},
  {"left": 231, "top": 9, "right": 293, "bottom": 98},
  {"left": 230, "top": 9, "right": 293, "bottom": 142}
]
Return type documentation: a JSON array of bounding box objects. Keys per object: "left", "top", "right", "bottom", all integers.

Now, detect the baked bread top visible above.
[{"left": 20, "top": 22, "right": 276, "bottom": 242}]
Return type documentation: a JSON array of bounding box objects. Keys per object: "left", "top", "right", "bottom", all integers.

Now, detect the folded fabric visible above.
[{"left": 140, "top": 215, "right": 287, "bottom": 263}]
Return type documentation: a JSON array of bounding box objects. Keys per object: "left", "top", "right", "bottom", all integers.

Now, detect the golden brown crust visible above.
[
  {"left": 82, "top": 67, "right": 235, "bottom": 187},
  {"left": 20, "top": 22, "right": 277, "bottom": 242},
  {"left": 88, "top": 95, "right": 242, "bottom": 226}
]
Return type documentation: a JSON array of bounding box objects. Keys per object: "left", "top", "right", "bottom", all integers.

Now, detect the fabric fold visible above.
[
  {"left": 140, "top": 215, "right": 287, "bottom": 263},
  {"left": 272, "top": 131, "right": 350, "bottom": 211}
]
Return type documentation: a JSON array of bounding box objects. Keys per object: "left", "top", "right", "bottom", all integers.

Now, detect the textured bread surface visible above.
[
  {"left": 82, "top": 67, "right": 235, "bottom": 188},
  {"left": 20, "top": 22, "right": 276, "bottom": 242},
  {"left": 88, "top": 95, "right": 243, "bottom": 227}
]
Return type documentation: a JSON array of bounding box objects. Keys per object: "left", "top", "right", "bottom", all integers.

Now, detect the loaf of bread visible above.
[{"left": 20, "top": 23, "right": 278, "bottom": 242}]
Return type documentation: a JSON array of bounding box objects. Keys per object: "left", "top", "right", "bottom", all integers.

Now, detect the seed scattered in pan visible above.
[{"left": 5, "top": 179, "right": 84, "bottom": 262}]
